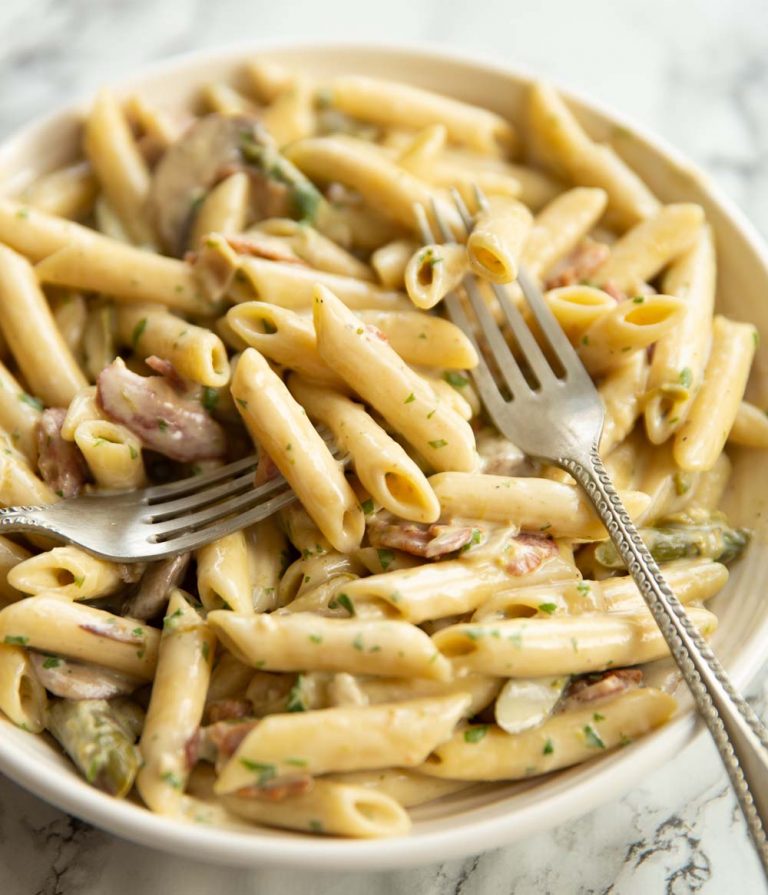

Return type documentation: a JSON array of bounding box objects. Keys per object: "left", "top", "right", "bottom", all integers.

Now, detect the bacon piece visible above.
[
  {"left": 144, "top": 356, "right": 188, "bottom": 392},
  {"left": 207, "top": 699, "right": 254, "bottom": 724},
  {"left": 97, "top": 358, "right": 226, "bottom": 462},
  {"left": 234, "top": 775, "right": 313, "bottom": 802},
  {"left": 37, "top": 408, "right": 88, "bottom": 498},
  {"left": 600, "top": 281, "right": 627, "bottom": 302},
  {"left": 197, "top": 719, "right": 258, "bottom": 765},
  {"left": 544, "top": 238, "right": 611, "bottom": 290},
  {"left": 79, "top": 622, "right": 145, "bottom": 646},
  {"left": 562, "top": 668, "right": 644, "bottom": 711},
  {"left": 223, "top": 234, "right": 305, "bottom": 265},
  {"left": 502, "top": 533, "right": 558, "bottom": 576},
  {"left": 368, "top": 520, "right": 475, "bottom": 559}
]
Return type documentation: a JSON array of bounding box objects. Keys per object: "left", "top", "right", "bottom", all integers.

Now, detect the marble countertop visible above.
[{"left": 1, "top": 0, "right": 768, "bottom": 891}]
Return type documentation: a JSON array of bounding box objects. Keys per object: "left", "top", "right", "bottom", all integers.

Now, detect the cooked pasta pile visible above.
[{"left": 0, "top": 64, "right": 763, "bottom": 839}]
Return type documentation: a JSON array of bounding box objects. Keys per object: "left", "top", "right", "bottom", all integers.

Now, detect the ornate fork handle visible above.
[{"left": 561, "top": 446, "right": 768, "bottom": 872}]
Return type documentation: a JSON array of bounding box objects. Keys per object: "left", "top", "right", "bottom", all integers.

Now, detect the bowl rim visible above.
[{"left": 1, "top": 36, "right": 767, "bottom": 871}]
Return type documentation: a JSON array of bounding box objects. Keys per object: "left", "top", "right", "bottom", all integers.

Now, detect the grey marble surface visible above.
[{"left": 1, "top": 0, "right": 768, "bottom": 891}]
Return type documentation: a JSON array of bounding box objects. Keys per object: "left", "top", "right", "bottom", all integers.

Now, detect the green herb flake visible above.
[
  {"left": 581, "top": 335, "right": 590, "bottom": 346},
  {"left": 463, "top": 725, "right": 489, "bottom": 744},
  {"left": 201, "top": 387, "right": 219, "bottom": 412},
  {"left": 309, "top": 634, "right": 323, "bottom": 644},
  {"left": 632, "top": 295, "right": 645, "bottom": 304},
  {"left": 539, "top": 522, "right": 552, "bottom": 531},
  {"left": 754, "top": 330, "right": 760, "bottom": 349},
  {"left": 538, "top": 602, "right": 558, "bottom": 615},
  {"left": 163, "top": 608, "right": 183, "bottom": 630},
  {"left": 428, "top": 438, "right": 448, "bottom": 449},
  {"left": 309, "top": 819, "right": 324, "bottom": 833},
  {"left": 584, "top": 724, "right": 606, "bottom": 749},
  {"left": 201, "top": 641, "right": 210, "bottom": 663},
  {"left": 507, "top": 631, "right": 523, "bottom": 649},
  {"left": 3, "top": 635, "right": 28, "bottom": 646},
  {"left": 240, "top": 759, "right": 277, "bottom": 785},
  {"left": 157, "top": 418, "right": 169, "bottom": 432},
  {"left": 285, "top": 756, "right": 308, "bottom": 767},
  {"left": 377, "top": 548, "right": 395, "bottom": 571},
  {"left": 16, "top": 207, "right": 30, "bottom": 220},
  {"left": 593, "top": 712, "right": 606, "bottom": 722},
  {"left": 19, "top": 393, "right": 44, "bottom": 412},
  {"left": 576, "top": 582, "right": 591, "bottom": 596},
  {"left": 129, "top": 445, "right": 139, "bottom": 460},
  {"left": 286, "top": 675, "right": 307, "bottom": 712},
  {"left": 42, "top": 655, "right": 61, "bottom": 669},
  {"left": 404, "top": 392, "right": 416, "bottom": 404},
  {"left": 131, "top": 318, "right": 148, "bottom": 348},
  {"left": 543, "top": 738, "right": 555, "bottom": 755},
  {"left": 361, "top": 498, "right": 374, "bottom": 515},
  {"left": 352, "top": 633, "right": 365, "bottom": 651},
  {"left": 443, "top": 371, "right": 469, "bottom": 388},
  {"left": 161, "top": 771, "right": 183, "bottom": 790},
  {"left": 235, "top": 398, "right": 249, "bottom": 410},
  {"left": 132, "top": 627, "right": 144, "bottom": 637},
  {"left": 74, "top": 575, "right": 85, "bottom": 588},
  {"left": 678, "top": 367, "right": 693, "bottom": 388},
  {"left": 335, "top": 593, "right": 355, "bottom": 616}
]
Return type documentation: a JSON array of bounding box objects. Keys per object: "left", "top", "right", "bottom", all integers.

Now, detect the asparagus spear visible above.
[
  {"left": 46, "top": 698, "right": 143, "bottom": 798},
  {"left": 595, "top": 513, "right": 750, "bottom": 569}
]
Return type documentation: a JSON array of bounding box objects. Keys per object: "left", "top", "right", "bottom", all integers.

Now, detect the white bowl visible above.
[{"left": 1, "top": 40, "right": 767, "bottom": 871}]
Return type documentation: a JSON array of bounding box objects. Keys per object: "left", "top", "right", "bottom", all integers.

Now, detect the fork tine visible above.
[
  {"left": 144, "top": 466, "right": 282, "bottom": 521},
  {"left": 155, "top": 488, "right": 299, "bottom": 553},
  {"left": 516, "top": 266, "right": 594, "bottom": 384},
  {"left": 148, "top": 480, "right": 295, "bottom": 539},
  {"left": 430, "top": 197, "right": 459, "bottom": 243},
  {"left": 450, "top": 188, "right": 474, "bottom": 230},
  {"left": 414, "top": 201, "right": 436, "bottom": 243},
  {"left": 140, "top": 455, "right": 259, "bottom": 502}
]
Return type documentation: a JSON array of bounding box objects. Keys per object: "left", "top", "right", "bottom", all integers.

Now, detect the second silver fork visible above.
[{"left": 417, "top": 187, "right": 768, "bottom": 880}]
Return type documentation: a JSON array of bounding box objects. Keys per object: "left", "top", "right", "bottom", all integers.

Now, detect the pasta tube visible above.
[
  {"left": 8, "top": 546, "right": 125, "bottom": 600},
  {"left": 0, "top": 643, "right": 48, "bottom": 732},
  {"left": 404, "top": 244, "right": 468, "bottom": 309},
  {"left": 215, "top": 693, "right": 470, "bottom": 790},
  {"left": 313, "top": 286, "right": 477, "bottom": 472},
  {"left": 207, "top": 610, "right": 451, "bottom": 681},
  {"left": 429, "top": 472, "right": 650, "bottom": 539},
  {"left": 418, "top": 688, "right": 676, "bottom": 780},
  {"left": 467, "top": 198, "right": 533, "bottom": 284},
  {"left": 674, "top": 316, "right": 757, "bottom": 472},
  {"left": 196, "top": 531, "right": 254, "bottom": 614},
  {"left": 0, "top": 245, "right": 87, "bottom": 406},
  {"left": 289, "top": 376, "right": 440, "bottom": 523},
  {"left": 231, "top": 348, "right": 365, "bottom": 553}
]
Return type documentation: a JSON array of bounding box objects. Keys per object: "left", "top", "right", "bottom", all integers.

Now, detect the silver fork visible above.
[
  {"left": 418, "top": 188, "right": 768, "bottom": 879},
  {"left": 0, "top": 454, "right": 310, "bottom": 562}
]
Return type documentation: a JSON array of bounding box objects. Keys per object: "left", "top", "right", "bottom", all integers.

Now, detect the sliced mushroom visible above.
[
  {"left": 37, "top": 407, "right": 88, "bottom": 498},
  {"left": 30, "top": 651, "right": 140, "bottom": 700},
  {"left": 123, "top": 552, "right": 191, "bottom": 620},
  {"left": 494, "top": 675, "right": 569, "bottom": 734},
  {"left": 150, "top": 114, "right": 325, "bottom": 255},
  {"left": 97, "top": 358, "right": 226, "bottom": 462}
]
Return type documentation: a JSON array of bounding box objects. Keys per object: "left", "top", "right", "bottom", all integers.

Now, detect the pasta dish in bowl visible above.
[{"left": 0, "top": 41, "right": 766, "bottom": 869}]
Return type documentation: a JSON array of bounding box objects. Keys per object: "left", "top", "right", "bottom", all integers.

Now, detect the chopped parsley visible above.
[
  {"left": 361, "top": 498, "right": 374, "bottom": 515},
  {"left": 632, "top": 295, "right": 645, "bottom": 304},
  {"left": 538, "top": 602, "right": 558, "bottom": 615},
  {"left": 132, "top": 627, "right": 144, "bottom": 637},
  {"left": 201, "top": 641, "right": 210, "bottom": 663},
  {"left": 42, "top": 655, "right": 61, "bottom": 669},
  {"left": 377, "top": 548, "right": 395, "bottom": 571},
  {"left": 583, "top": 724, "right": 606, "bottom": 749},
  {"left": 593, "top": 712, "right": 606, "bottom": 722},
  {"left": 163, "top": 608, "right": 183, "bottom": 630},
  {"left": 404, "top": 392, "right": 416, "bottom": 404},
  {"left": 352, "top": 633, "right": 365, "bottom": 651},
  {"left": 678, "top": 367, "right": 693, "bottom": 388},
  {"left": 129, "top": 445, "right": 139, "bottom": 461},
  {"left": 201, "top": 387, "right": 219, "bottom": 412},
  {"left": 161, "top": 771, "right": 183, "bottom": 790},
  {"left": 284, "top": 757, "right": 308, "bottom": 767},
  {"left": 308, "top": 633, "right": 323, "bottom": 644},
  {"left": 459, "top": 529, "right": 483, "bottom": 554},
  {"left": 463, "top": 725, "right": 489, "bottom": 744},
  {"left": 286, "top": 675, "right": 307, "bottom": 712},
  {"left": 235, "top": 398, "right": 249, "bottom": 410},
  {"left": 309, "top": 819, "right": 324, "bottom": 833},
  {"left": 581, "top": 335, "right": 589, "bottom": 346},
  {"left": 19, "top": 393, "right": 44, "bottom": 412},
  {"left": 543, "top": 738, "right": 555, "bottom": 755},
  {"left": 240, "top": 759, "right": 277, "bottom": 785},
  {"left": 443, "top": 371, "right": 469, "bottom": 388},
  {"left": 131, "top": 318, "right": 147, "bottom": 348},
  {"left": 3, "top": 635, "right": 28, "bottom": 646},
  {"left": 330, "top": 592, "right": 355, "bottom": 616},
  {"left": 157, "top": 418, "right": 169, "bottom": 432},
  {"left": 576, "top": 582, "right": 591, "bottom": 596},
  {"left": 428, "top": 438, "right": 448, "bottom": 449}
]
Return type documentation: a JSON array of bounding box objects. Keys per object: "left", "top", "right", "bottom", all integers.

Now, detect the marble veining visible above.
[{"left": 1, "top": 0, "right": 768, "bottom": 891}]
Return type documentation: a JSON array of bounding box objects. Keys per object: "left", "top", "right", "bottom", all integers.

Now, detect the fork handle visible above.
[{"left": 562, "top": 446, "right": 768, "bottom": 879}]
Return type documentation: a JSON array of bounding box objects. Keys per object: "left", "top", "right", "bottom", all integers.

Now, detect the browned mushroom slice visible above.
[
  {"left": 30, "top": 651, "right": 140, "bottom": 700},
  {"left": 123, "top": 552, "right": 191, "bottom": 620},
  {"left": 37, "top": 407, "right": 88, "bottom": 498},
  {"left": 150, "top": 114, "right": 324, "bottom": 255},
  {"left": 97, "top": 358, "right": 226, "bottom": 462}
]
